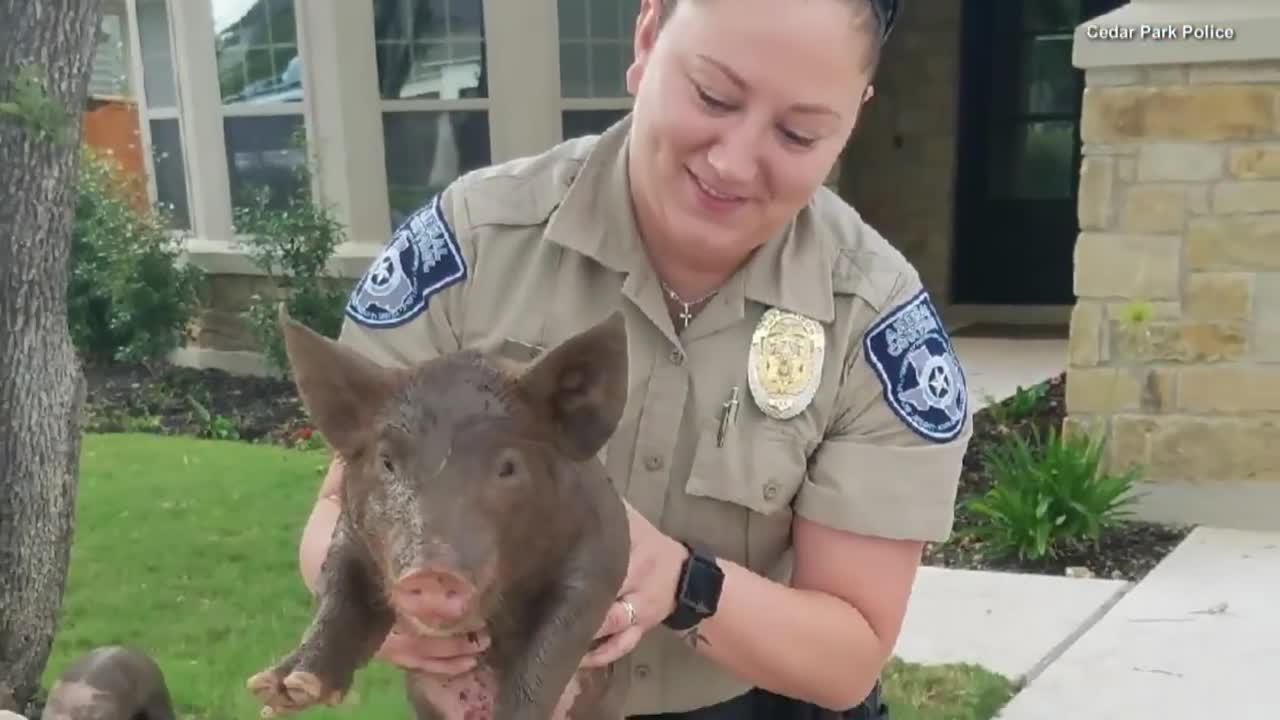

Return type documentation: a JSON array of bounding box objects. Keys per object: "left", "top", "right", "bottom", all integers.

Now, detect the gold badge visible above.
[{"left": 747, "top": 308, "right": 825, "bottom": 420}]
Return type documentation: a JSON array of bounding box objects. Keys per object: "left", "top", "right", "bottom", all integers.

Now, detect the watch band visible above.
[{"left": 662, "top": 541, "right": 724, "bottom": 631}]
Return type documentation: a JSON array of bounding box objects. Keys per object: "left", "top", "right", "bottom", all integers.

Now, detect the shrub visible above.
[
  {"left": 983, "top": 382, "right": 1049, "bottom": 426},
  {"left": 963, "top": 425, "right": 1142, "bottom": 563},
  {"left": 233, "top": 162, "right": 349, "bottom": 377},
  {"left": 68, "top": 146, "right": 204, "bottom": 365}
]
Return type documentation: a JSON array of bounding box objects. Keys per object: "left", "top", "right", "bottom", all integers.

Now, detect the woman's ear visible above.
[{"left": 627, "top": 0, "right": 663, "bottom": 95}]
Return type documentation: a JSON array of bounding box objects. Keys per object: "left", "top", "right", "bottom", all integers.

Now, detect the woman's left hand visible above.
[{"left": 579, "top": 500, "right": 689, "bottom": 668}]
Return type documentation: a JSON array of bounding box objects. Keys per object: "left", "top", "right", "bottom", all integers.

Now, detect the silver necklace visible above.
[{"left": 661, "top": 281, "right": 718, "bottom": 330}]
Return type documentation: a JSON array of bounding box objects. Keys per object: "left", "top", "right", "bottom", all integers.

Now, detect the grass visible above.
[
  {"left": 881, "top": 658, "right": 1014, "bottom": 720},
  {"left": 43, "top": 433, "right": 1015, "bottom": 719}
]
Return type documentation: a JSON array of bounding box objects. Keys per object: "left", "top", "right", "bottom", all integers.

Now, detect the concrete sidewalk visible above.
[
  {"left": 994, "top": 526, "right": 1280, "bottom": 719},
  {"left": 896, "top": 527, "right": 1280, "bottom": 720},
  {"left": 950, "top": 336, "right": 1065, "bottom": 412},
  {"left": 895, "top": 567, "right": 1130, "bottom": 684}
]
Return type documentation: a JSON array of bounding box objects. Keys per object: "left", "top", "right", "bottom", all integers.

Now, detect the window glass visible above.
[
  {"left": 989, "top": 120, "right": 1075, "bottom": 199},
  {"left": 1020, "top": 35, "right": 1075, "bottom": 115},
  {"left": 558, "top": 0, "right": 639, "bottom": 98},
  {"left": 382, "top": 111, "right": 491, "bottom": 226},
  {"left": 562, "top": 109, "right": 628, "bottom": 140},
  {"left": 373, "top": 0, "right": 487, "bottom": 100},
  {"left": 224, "top": 114, "right": 308, "bottom": 225},
  {"left": 212, "top": 0, "right": 304, "bottom": 104},
  {"left": 150, "top": 118, "right": 192, "bottom": 228},
  {"left": 137, "top": 0, "right": 178, "bottom": 108},
  {"left": 1023, "top": 0, "right": 1081, "bottom": 32}
]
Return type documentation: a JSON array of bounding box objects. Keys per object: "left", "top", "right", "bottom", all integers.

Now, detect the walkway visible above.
[{"left": 900, "top": 331, "right": 1280, "bottom": 719}]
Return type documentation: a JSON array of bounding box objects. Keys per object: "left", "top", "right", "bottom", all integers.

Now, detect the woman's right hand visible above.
[{"left": 373, "top": 618, "right": 491, "bottom": 676}]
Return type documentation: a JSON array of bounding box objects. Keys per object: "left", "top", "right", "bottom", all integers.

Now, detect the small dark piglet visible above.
[
  {"left": 247, "top": 309, "right": 633, "bottom": 720},
  {"left": 40, "top": 645, "right": 175, "bottom": 720}
]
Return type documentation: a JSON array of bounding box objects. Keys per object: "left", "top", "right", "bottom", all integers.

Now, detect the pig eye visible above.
[
  {"left": 495, "top": 449, "right": 522, "bottom": 480},
  {"left": 380, "top": 454, "right": 395, "bottom": 474}
]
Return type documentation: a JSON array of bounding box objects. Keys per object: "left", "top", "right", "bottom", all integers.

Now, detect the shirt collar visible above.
[{"left": 546, "top": 114, "right": 835, "bottom": 325}]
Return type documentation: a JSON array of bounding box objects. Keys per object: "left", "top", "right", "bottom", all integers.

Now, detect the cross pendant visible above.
[{"left": 678, "top": 304, "right": 694, "bottom": 329}]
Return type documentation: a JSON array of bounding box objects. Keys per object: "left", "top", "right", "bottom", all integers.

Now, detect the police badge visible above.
[{"left": 747, "top": 308, "right": 826, "bottom": 420}]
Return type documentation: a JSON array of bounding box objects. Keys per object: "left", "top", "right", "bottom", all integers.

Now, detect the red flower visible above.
[{"left": 296, "top": 426, "right": 313, "bottom": 440}]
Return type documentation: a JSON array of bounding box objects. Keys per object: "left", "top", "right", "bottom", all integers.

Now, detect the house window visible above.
[
  {"left": 211, "top": 0, "right": 309, "bottom": 226},
  {"left": 136, "top": 0, "right": 191, "bottom": 229},
  {"left": 373, "top": 0, "right": 492, "bottom": 228},
  {"left": 558, "top": 0, "right": 638, "bottom": 139}
]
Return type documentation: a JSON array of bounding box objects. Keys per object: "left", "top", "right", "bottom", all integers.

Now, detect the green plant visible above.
[
  {"left": 68, "top": 146, "right": 205, "bottom": 365},
  {"left": 963, "top": 425, "right": 1141, "bottom": 563},
  {"left": 0, "top": 63, "right": 71, "bottom": 143},
  {"left": 233, "top": 136, "right": 349, "bottom": 376},
  {"left": 984, "top": 382, "right": 1049, "bottom": 425},
  {"left": 187, "top": 395, "right": 241, "bottom": 441}
]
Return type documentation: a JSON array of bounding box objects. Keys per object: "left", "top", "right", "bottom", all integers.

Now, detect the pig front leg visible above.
[
  {"left": 495, "top": 557, "right": 625, "bottom": 720},
  {"left": 247, "top": 521, "right": 395, "bottom": 717}
]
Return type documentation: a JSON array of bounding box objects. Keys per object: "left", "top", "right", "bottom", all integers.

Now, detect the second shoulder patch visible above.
[
  {"left": 345, "top": 194, "right": 467, "bottom": 329},
  {"left": 863, "top": 289, "right": 968, "bottom": 442}
]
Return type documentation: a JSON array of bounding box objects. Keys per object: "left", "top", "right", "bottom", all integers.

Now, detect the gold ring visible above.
[{"left": 620, "top": 598, "right": 638, "bottom": 627}]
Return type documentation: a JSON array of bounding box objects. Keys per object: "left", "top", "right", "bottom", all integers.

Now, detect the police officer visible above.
[{"left": 298, "top": 0, "right": 971, "bottom": 717}]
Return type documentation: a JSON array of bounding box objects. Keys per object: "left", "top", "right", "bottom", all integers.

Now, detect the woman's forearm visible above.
[{"left": 681, "top": 556, "right": 888, "bottom": 710}]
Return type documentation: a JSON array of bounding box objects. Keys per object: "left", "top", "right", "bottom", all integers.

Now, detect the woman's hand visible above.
[
  {"left": 579, "top": 500, "right": 688, "bottom": 668},
  {"left": 374, "top": 617, "right": 490, "bottom": 676}
]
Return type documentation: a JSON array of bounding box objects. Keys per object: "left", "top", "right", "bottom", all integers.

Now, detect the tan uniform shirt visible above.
[{"left": 338, "top": 115, "right": 973, "bottom": 715}]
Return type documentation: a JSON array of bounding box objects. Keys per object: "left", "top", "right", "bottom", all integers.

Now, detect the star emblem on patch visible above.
[{"left": 863, "top": 290, "right": 969, "bottom": 442}]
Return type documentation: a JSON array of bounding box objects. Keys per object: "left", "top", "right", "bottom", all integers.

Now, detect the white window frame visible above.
[
  {"left": 122, "top": 0, "right": 193, "bottom": 231},
  {"left": 118, "top": 0, "right": 645, "bottom": 273},
  {"left": 554, "top": 0, "right": 637, "bottom": 135}
]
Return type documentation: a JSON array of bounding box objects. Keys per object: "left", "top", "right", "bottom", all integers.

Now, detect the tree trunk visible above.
[{"left": 0, "top": 0, "right": 103, "bottom": 712}]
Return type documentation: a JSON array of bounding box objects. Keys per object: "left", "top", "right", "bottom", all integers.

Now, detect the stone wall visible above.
[{"left": 1068, "top": 60, "right": 1280, "bottom": 512}]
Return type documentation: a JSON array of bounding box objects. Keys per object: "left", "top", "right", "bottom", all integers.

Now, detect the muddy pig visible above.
[
  {"left": 247, "top": 308, "right": 633, "bottom": 720},
  {"left": 40, "top": 645, "right": 175, "bottom": 720}
]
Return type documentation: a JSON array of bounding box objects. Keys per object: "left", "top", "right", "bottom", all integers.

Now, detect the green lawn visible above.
[{"left": 44, "top": 433, "right": 1014, "bottom": 719}]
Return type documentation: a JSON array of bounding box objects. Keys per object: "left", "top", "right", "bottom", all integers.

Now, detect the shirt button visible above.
[
  {"left": 669, "top": 348, "right": 684, "bottom": 364},
  {"left": 634, "top": 663, "right": 651, "bottom": 679},
  {"left": 763, "top": 481, "right": 779, "bottom": 501},
  {"left": 645, "top": 454, "right": 665, "bottom": 471}
]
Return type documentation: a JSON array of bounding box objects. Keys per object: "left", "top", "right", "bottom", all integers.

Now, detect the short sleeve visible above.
[
  {"left": 794, "top": 274, "right": 973, "bottom": 543},
  {"left": 337, "top": 182, "right": 473, "bottom": 370}
]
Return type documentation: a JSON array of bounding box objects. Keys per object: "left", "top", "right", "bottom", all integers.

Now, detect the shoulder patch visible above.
[
  {"left": 862, "top": 289, "right": 968, "bottom": 442},
  {"left": 345, "top": 194, "right": 467, "bottom": 329}
]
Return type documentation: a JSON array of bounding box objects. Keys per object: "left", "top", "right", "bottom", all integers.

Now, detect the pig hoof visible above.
[{"left": 247, "top": 668, "right": 343, "bottom": 716}]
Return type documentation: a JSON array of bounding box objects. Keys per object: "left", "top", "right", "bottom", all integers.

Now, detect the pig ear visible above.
[
  {"left": 517, "top": 310, "right": 629, "bottom": 461},
  {"left": 278, "top": 305, "right": 398, "bottom": 458}
]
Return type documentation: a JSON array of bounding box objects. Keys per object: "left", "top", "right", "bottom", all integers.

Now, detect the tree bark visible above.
[{"left": 0, "top": 0, "right": 103, "bottom": 712}]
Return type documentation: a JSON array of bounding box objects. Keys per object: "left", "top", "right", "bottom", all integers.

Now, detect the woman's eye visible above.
[
  {"left": 780, "top": 127, "right": 817, "bottom": 148},
  {"left": 696, "top": 85, "right": 733, "bottom": 111}
]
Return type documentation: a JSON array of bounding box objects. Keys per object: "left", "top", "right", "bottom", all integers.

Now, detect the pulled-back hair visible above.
[{"left": 655, "top": 0, "right": 898, "bottom": 75}]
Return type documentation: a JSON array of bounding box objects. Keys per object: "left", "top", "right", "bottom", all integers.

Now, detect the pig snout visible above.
[{"left": 392, "top": 567, "right": 477, "bottom": 629}]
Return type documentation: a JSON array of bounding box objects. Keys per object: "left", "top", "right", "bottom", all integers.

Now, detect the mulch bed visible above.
[
  {"left": 921, "top": 373, "right": 1193, "bottom": 581},
  {"left": 82, "top": 361, "right": 313, "bottom": 447},
  {"left": 80, "top": 361, "right": 1193, "bottom": 583}
]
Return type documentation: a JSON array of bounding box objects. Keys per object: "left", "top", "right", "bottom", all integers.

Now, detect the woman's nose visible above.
[{"left": 706, "top": 129, "right": 760, "bottom": 185}]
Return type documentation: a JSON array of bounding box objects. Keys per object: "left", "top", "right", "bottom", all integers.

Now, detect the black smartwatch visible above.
[{"left": 662, "top": 541, "right": 724, "bottom": 631}]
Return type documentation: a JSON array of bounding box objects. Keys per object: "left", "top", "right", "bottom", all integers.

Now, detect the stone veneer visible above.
[{"left": 1067, "top": 57, "right": 1280, "bottom": 528}]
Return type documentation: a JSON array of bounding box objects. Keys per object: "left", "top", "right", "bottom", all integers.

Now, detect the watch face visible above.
[{"left": 681, "top": 556, "right": 724, "bottom": 614}]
